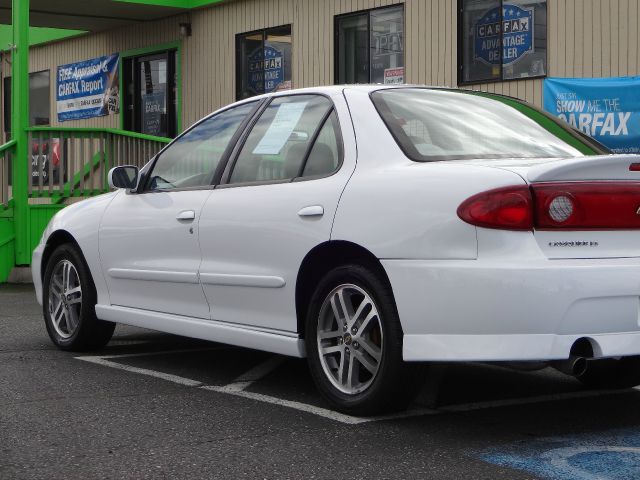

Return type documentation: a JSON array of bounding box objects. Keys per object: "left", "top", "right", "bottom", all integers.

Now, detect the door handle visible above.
[
  {"left": 298, "top": 205, "right": 324, "bottom": 217},
  {"left": 176, "top": 210, "right": 196, "bottom": 221}
]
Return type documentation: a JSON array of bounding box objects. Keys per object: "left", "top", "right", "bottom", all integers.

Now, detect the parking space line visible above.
[
  {"left": 75, "top": 350, "right": 640, "bottom": 425},
  {"left": 201, "top": 385, "right": 438, "bottom": 424},
  {"left": 218, "top": 356, "right": 286, "bottom": 392},
  {"left": 76, "top": 355, "right": 204, "bottom": 387}
]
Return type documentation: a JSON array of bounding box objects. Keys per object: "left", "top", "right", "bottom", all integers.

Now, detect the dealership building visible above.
[{"left": 0, "top": 0, "right": 639, "bottom": 280}]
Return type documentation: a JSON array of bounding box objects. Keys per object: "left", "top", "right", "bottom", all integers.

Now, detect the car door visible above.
[
  {"left": 99, "top": 101, "right": 259, "bottom": 318},
  {"left": 198, "top": 92, "right": 357, "bottom": 332}
]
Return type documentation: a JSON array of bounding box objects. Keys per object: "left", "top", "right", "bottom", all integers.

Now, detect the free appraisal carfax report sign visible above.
[
  {"left": 544, "top": 76, "right": 640, "bottom": 154},
  {"left": 56, "top": 53, "right": 120, "bottom": 122}
]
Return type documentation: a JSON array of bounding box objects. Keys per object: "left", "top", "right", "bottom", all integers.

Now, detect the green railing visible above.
[
  {"left": 0, "top": 139, "right": 16, "bottom": 207},
  {"left": 27, "top": 127, "right": 171, "bottom": 202}
]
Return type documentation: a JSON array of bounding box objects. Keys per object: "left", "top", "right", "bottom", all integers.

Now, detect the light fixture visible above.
[{"left": 179, "top": 23, "right": 192, "bottom": 37}]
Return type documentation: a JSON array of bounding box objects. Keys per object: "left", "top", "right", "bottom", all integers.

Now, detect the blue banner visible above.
[
  {"left": 474, "top": 4, "right": 534, "bottom": 66},
  {"left": 544, "top": 76, "right": 640, "bottom": 154},
  {"left": 57, "top": 53, "right": 120, "bottom": 122}
]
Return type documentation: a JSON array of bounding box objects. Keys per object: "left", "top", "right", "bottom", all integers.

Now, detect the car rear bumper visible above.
[
  {"left": 381, "top": 258, "right": 640, "bottom": 362},
  {"left": 32, "top": 243, "right": 44, "bottom": 306}
]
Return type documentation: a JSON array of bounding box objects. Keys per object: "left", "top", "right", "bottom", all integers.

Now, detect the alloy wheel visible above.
[
  {"left": 316, "top": 283, "right": 383, "bottom": 395},
  {"left": 48, "top": 259, "right": 83, "bottom": 339}
]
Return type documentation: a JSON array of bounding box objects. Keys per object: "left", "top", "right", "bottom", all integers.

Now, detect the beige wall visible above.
[{"left": 14, "top": 0, "right": 640, "bottom": 132}]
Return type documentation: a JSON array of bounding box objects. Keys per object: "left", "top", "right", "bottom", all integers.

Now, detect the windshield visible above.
[{"left": 371, "top": 88, "right": 610, "bottom": 162}]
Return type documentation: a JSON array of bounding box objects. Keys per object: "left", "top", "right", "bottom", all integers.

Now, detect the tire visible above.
[
  {"left": 577, "top": 356, "right": 640, "bottom": 389},
  {"left": 305, "top": 264, "right": 427, "bottom": 416},
  {"left": 42, "top": 244, "right": 115, "bottom": 351}
]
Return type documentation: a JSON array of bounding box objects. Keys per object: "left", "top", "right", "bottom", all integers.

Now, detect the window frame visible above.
[
  {"left": 219, "top": 92, "right": 345, "bottom": 189},
  {"left": 457, "top": 0, "right": 548, "bottom": 86},
  {"left": 334, "top": 4, "right": 406, "bottom": 85},
  {"left": 137, "top": 99, "right": 263, "bottom": 194},
  {"left": 120, "top": 42, "right": 182, "bottom": 137},
  {"left": 235, "top": 24, "right": 293, "bottom": 101}
]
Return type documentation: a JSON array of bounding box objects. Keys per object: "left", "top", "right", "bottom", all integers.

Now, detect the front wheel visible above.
[
  {"left": 43, "top": 244, "right": 115, "bottom": 351},
  {"left": 305, "top": 264, "right": 426, "bottom": 416}
]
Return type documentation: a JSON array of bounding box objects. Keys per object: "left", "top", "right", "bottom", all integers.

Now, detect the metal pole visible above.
[{"left": 11, "top": 0, "right": 30, "bottom": 265}]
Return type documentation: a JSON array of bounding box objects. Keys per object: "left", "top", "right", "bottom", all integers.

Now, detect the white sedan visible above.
[{"left": 33, "top": 85, "right": 640, "bottom": 415}]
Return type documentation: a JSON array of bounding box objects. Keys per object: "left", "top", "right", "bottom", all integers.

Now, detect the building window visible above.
[
  {"left": 236, "top": 25, "right": 292, "bottom": 100},
  {"left": 459, "top": 0, "right": 547, "bottom": 84},
  {"left": 335, "top": 5, "right": 405, "bottom": 85},
  {"left": 3, "top": 70, "right": 51, "bottom": 135},
  {"left": 122, "top": 50, "right": 178, "bottom": 138}
]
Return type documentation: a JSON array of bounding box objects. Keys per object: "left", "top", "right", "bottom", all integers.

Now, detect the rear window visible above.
[{"left": 371, "top": 88, "right": 610, "bottom": 162}]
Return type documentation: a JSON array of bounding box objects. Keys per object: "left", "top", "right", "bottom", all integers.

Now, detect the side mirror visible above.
[{"left": 108, "top": 166, "right": 139, "bottom": 191}]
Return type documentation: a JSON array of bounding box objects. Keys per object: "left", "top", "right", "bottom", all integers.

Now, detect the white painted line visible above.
[
  {"left": 221, "top": 356, "right": 285, "bottom": 392},
  {"left": 76, "top": 356, "right": 203, "bottom": 387},
  {"left": 75, "top": 350, "right": 640, "bottom": 425},
  {"left": 200, "top": 386, "right": 432, "bottom": 424}
]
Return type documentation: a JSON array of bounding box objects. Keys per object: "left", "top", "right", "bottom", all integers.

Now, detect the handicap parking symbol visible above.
[{"left": 480, "top": 428, "right": 640, "bottom": 479}]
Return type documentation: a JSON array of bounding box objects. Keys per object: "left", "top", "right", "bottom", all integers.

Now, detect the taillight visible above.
[
  {"left": 457, "top": 185, "right": 534, "bottom": 230},
  {"left": 458, "top": 182, "right": 640, "bottom": 230},
  {"left": 533, "top": 182, "right": 640, "bottom": 229}
]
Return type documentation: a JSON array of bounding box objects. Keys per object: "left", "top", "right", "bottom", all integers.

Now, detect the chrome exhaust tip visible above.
[{"left": 551, "top": 355, "right": 589, "bottom": 377}]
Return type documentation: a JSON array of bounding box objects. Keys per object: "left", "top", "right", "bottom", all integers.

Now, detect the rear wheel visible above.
[
  {"left": 43, "top": 244, "right": 115, "bottom": 351},
  {"left": 305, "top": 264, "right": 426, "bottom": 416},
  {"left": 577, "top": 356, "right": 640, "bottom": 389}
]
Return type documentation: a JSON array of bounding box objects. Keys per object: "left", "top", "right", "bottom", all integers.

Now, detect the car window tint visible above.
[
  {"left": 229, "top": 95, "right": 332, "bottom": 184},
  {"left": 301, "top": 110, "right": 340, "bottom": 177},
  {"left": 371, "top": 88, "right": 610, "bottom": 162},
  {"left": 148, "top": 102, "right": 256, "bottom": 190}
]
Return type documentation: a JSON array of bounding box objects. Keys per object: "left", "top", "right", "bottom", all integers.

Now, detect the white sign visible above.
[
  {"left": 384, "top": 67, "right": 405, "bottom": 84},
  {"left": 253, "top": 102, "right": 308, "bottom": 155}
]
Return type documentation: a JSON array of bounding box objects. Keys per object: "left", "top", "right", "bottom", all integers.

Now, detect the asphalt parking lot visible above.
[{"left": 2, "top": 283, "right": 640, "bottom": 479}]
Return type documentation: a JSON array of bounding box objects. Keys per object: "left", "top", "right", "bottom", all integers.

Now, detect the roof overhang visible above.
[{"left": 0, "top": 0, "right": 227, "bottom": 33}]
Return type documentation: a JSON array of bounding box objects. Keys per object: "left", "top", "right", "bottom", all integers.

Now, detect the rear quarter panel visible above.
[{"left": 333, "top": 88, "right": 527, "bottom": 260}]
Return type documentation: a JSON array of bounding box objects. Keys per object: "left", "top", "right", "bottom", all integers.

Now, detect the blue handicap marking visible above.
[{"left": 480, "top": 428, "right": 640, "bottom": 479}]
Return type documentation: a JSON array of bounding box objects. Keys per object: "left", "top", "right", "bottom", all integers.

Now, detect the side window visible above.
[
  {"left": 301, "top": 111, "right": 341, "bottom": 177},
  {"left": 147, "top": 102, "right": 256, "bottom": 190},
  {"left": 229, "top": 95, "right": 332, "bottom": 184}
]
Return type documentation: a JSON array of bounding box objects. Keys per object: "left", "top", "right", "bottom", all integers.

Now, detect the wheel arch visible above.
[
  {"left": 41, "top": 229, "right": 82, "bottom": 282},
  {"left": 295, "top": 240, "right": 394, "bottom": 339}
]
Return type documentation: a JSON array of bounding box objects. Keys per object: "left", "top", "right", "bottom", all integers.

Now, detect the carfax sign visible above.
[
  {"left": 247, "top": 45, "right": 284, "bottom": 94},
  {"left": 56, "top": 53, "right": 120, "bottom": 122},
  {"left": 474, "top": 4, "right": 534, "bottom": 65},
  {"left": 544, "top": 76, "right": 640, "bottom": 154}
]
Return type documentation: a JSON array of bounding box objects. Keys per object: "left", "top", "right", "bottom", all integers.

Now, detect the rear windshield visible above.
[{"left": 371, "top": 88, "right": 610, "bottom": 162}]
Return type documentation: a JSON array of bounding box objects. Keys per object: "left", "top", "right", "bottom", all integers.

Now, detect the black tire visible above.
[
  {"left": 577, "top": 356, "right": 640, "bottom": 389},
  {"left": 43, "top": 244, "right": 115, "bottom": 351},
  {"left": 305, "top": 264, "right": 427, "bottom": 416}
]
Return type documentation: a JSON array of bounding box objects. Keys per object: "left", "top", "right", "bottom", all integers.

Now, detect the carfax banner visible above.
[
  {"left": 543, "top": 76, "right": 640, "bottom": 154},
  {"left": 56, "top": 53, "right": 120, "bottom": 122}
]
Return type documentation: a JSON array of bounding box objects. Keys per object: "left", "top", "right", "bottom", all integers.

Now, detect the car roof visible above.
[{"left": 241, "top": 84, "right": 452, "bottom": 102}]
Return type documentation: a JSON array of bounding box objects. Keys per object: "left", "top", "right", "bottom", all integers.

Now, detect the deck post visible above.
[{"left": 11, "top": 0, "right": 30, "bottom": 265}]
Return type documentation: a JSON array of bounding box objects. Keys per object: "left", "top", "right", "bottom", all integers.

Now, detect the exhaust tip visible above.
[{"left": 572, "top": 357, "right": 588, "bottom": 377}]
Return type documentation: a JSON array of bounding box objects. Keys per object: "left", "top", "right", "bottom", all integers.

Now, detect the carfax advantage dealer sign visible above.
[{"left": 56, "top": 53, "right": 120, "bottom": 122}]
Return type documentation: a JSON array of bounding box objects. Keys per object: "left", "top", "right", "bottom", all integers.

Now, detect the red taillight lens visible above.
[
  {"left": 457, "top": 185, "right": 534, "bottom": 230},
  {"left": 533, "top": 182, "right": 640, "bottom": 229},
  {"left": 459, "top": 182, "right": 640, "bottom": 231}
]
